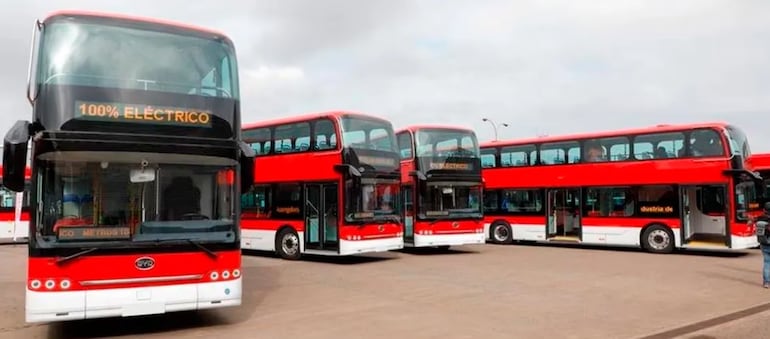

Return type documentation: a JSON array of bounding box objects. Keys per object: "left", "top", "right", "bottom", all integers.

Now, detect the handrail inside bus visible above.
[{"left": 43, "top": 73, "right": 232, "bottom": 97}]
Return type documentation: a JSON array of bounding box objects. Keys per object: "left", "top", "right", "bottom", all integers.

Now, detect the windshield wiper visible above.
[
  {"left": 379, "top": 214, "right": 402, "bottom": 225},
  {"left": 56, "top": 247, "right": 100, "bottom": 265},
  {"left": 151, "top": 238, "right": 218, "bottom": 259}
]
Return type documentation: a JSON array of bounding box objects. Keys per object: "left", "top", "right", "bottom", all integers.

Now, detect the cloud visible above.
[{"left": 1, "top": 0, "right": 769, "bottom": 152}]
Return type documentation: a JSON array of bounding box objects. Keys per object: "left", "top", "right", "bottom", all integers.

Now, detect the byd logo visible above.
[{"left": 135, "top": 257, "right": 156, "bottom": 271}]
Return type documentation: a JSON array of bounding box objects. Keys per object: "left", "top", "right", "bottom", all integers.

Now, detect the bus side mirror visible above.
[
  {"left": 238, "top": 141, "right": 255, "bottom": 193},
  {"left": 409, "top": 170, "right": 427, "bottom": 181},
  {"left": 334, "top": 164, "right": 361, "bottom": 177},
  {"left": 2, "top": 120, "right": 30, "bottom": 192}
]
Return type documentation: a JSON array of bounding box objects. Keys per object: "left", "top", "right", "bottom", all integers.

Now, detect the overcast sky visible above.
[{"left": 2, "top": 1, "right": 770, "bottom": 150}]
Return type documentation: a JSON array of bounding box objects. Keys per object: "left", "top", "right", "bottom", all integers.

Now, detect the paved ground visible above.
[{"left": 0, "top": 242, "right": 769, "bottom": 339}]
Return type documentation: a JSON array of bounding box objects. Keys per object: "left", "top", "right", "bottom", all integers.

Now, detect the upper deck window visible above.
[
  {"left": 414, "top": 129, "right": 479, "bottom": 158},
  {"left": 539, "top": 141, "right": 579, "bottom": 165},
  {"left": 397, "top": 132, "right": 413, "bottom": 159},
  {"left": 632, "top": 132, "right": 685, "bottom": 160},
  {"left": 340, "top": 116, "right": 397, "bottom": 153},
  {"left": 725, "top": 125, "right": 751, "bottom": 158},
  {"left": 688, "top": 128, "right": 725, "bottom": 157},
  {"left": 37, "top": 18, "right": 239, "bottom": 99},
  {"left": 480, "top": 148, "right": 496, "bottom": 168}
]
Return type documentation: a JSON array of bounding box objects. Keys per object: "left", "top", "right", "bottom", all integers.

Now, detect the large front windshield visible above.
[
  {"left": 35, "top": 152, "right": 236, "bottom": 247},
  {"left": 37, "top": 19, "right": 239, "bottom": 99},
  {"left": 419, "top": 182, "right": 482, "bottom": 219},
  {"left": 340, "top": 116, "right": 398, "bottom": 152},
  {"left": 344, "top": 178, "right": 400, "bottom": 223},
  {"left": 414, "top": 128, "right": 479, "bottom": 158}
]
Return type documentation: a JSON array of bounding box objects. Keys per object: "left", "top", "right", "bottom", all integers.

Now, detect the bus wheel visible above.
[
  {"left": 276, "top": 228, "right": 301, "bottom": 260},
  {"left": 642, "top": 225, "right": 674, "bottom": 254},
  {"left": 491, "top": 222, "right": 512, "bottom": 244}
]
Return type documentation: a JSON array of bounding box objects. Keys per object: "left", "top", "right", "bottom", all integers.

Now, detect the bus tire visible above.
[
  {"left": 641, "top": 224, "right": 674, "bottom": 254},
  {"left": 490, "top": 221, "right": 513, "bottom": 244},
  {"left": 275, "top": 227, "right": 301, "bottom": 260}
]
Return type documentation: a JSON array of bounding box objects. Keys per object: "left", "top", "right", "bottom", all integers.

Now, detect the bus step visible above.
[
  {"left": 547, "top": 236, "right": 580, "bottom": 243},
  {"left": 683, "top": 240, "right": 727, "bottom": 248}
]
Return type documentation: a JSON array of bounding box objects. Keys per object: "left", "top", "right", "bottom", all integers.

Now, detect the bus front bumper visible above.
[{"left": 25, "top": 277, "right": 241, "bottom": 323}]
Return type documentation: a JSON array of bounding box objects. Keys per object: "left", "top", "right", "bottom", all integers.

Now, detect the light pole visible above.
[{"left": 482, "top": 118, "right": 509, "bottom": 141}]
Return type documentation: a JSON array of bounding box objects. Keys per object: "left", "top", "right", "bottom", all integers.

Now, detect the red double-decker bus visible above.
[
  {"left": 2, "top": 11, "right": 253, "bottom": 323},
  {"left": 395, "top": 125, "right": 485, "bottom": 248},
  {"left": 0, "top": 165, "right": 31, "bottom": 242},
  {"left": 480, "top": 122, "right": 761, "bottom": 253},
  {"left": 241, "top": 111, "right": 403, "bottom": 260}
]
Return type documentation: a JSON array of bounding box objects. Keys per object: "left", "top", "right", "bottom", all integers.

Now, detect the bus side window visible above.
[{"left": 314, "top": 119, "right": 337, "bottom": 151}]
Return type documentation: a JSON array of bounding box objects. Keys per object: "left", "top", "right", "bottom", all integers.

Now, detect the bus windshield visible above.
[
  {"left": 340, "top": 116, "right": 398, "bottom": 152},
  {"left": 35, "top": 151, "right": 237, "bottom": 247},
  {"left": 419, "top": 182, "right": 482, "bottom": 219},
  {"left": 37, "top": 18, "right": 239, "bottom": 99},
  {"left": 345, "top": 178, "right": 400, "bottom": 223},
  {"left": 414, "top": 129, "right": 479, "bottom": 158}
]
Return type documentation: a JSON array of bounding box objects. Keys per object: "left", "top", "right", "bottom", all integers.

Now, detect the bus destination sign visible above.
[
  {"left": 57, "top": 226, "right": 132, "bottom": 241},
  {"left": 75, "top": 100, "right": 212, "bottom": 127},
  {"left": 428, "top": 162, "right": 472, "bottom": 170},
  {"left": 358, "top": 156, "right": 398, "bottom": 167}
]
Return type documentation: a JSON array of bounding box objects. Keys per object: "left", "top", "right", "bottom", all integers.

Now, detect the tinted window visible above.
[
  {"left": 689, "top": 128, "right": 725, "bottom": 157},
  {"left": 243, "top": 128, "right": 271, "bottom": 156},
  {"left": 540, "top": 141, "right": 579, "bottom": 165},
  {"left": 633, "top": 132, "right": 685, "bottom": 160},
  {"left": 340, "top": 117, "right": 397, "bottom": 152},
  {"left": 274, "top": 122, "right": 311, "bottom": 153},
  {"left": 584, "top": 187, "right": 634, "bottom": 217},
  {"left": 481, "top": 148, "right": 497, "bottom": 168},
  {"left": 397, "top": 132, "right": 413, "bottom": 159},
  {"left": 500, "top": 189, "right": 543, "bottom": 214},
  {"left": 726, "top": 125, "right": 751, "bottom": 158},
  {"left": 500, "top": 145, "right": 536, "bottom": 167},
  {"left": 314, "top": 119, "right": 338, "bottom": 151},
  {"left": 38, "top": 20, "right": 239, "bottom": 99}
]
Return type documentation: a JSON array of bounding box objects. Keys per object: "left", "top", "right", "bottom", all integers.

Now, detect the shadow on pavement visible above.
[
  {"left": 46, "top": 265, "right": 273, "bottom": 339},
  {"left": 242, "top": 249, "right": 398, "bottom": 265},
  {"left": 493, "top": 240, "right": 752, "bottom": 258}
]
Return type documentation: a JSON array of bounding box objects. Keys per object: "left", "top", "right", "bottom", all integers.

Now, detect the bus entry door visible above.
[{"left": 305, "top": 183, "right": 339, "bottom": 251}]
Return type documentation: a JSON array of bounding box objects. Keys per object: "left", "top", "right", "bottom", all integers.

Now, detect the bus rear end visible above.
[
  {"left": 397, "top": 126, "right": 484, "bottom": 248},
  {"left": 4, "top": 11, "right": 252, "bottom": 323}
]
